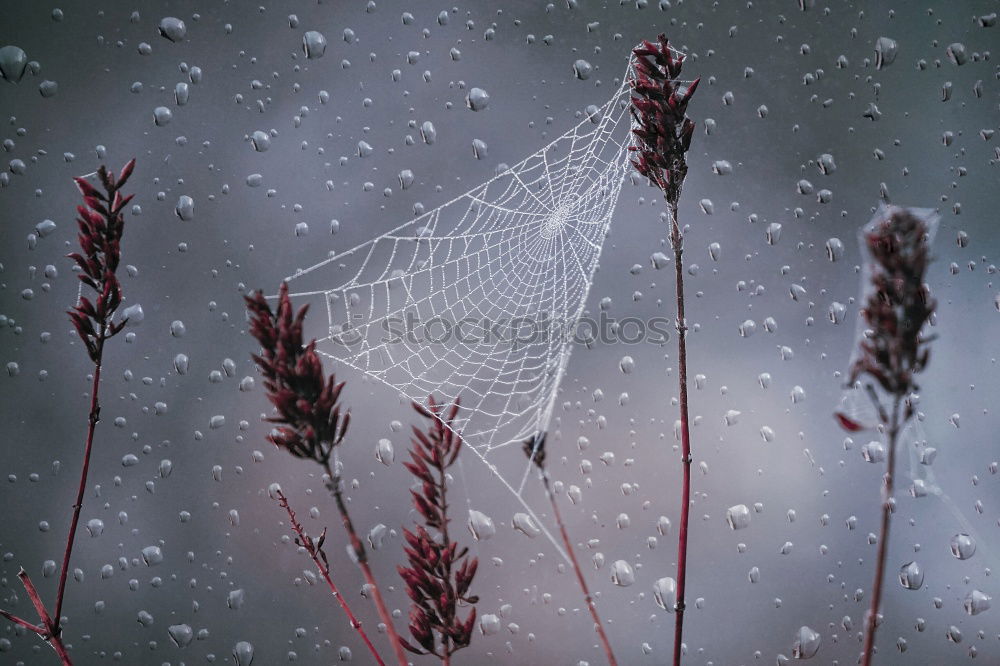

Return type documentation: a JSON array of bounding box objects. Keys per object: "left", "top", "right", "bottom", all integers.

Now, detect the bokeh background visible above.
[{"left": 1, "top": 1, "right": 998, "bottom": 664}]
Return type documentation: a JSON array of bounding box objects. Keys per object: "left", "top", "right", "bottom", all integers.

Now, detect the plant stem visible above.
[
  {"left": 54, "top": 335, "right": 105, "bottom": 630},
  {"left": 323, "top": 462, "right": 409, "bottom": 666},
  {"left": 1, "top": 336, "right": 107, "bottom": 664},
  {"left": 860, "top": 395, "right": 902, "bottom": 666},
  {"left": 17, "top": 570, "right": 72, "bottom": 664},
  {"left": 274, "top": 491, "right": 385, "bottom": 666},
  {"left": 669, "top": 202, "right": 692, "bottom": 666},
  {"left": 542, "top": 474, "right": 618, "bottom": 666}
]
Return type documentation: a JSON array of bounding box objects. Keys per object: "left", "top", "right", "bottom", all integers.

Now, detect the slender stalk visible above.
[
  {"left": 669, "top": 204, "right": 692, "bottom": 666},
  {"left": 0, "top": 608, "right": 46, "bottom": 635},
  {"left": 543, "top": 474, "right": 618, "bottom": 666},
  {"left": 17, "top": 570, "right": 73, "bottom": 664},
  {"left": 860, "top": 395, "right": 902, "bottom": 665},
  {"left": 274, "top": 490, "right": 385, "bottom": 666},
  {"left": 323, "top": 462, "right": 409, "bottom": 666},
  {"left": 54, "top": 337, "right": 104, "bottom": 629}
]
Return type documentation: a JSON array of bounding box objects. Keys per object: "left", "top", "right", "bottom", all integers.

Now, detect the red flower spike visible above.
[{"left": 399, "top": 396, "right": 478, "bottom": 662}]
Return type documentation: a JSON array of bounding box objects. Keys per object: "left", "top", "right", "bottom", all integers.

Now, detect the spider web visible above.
[{"left": 280, "top": 57, "right": 677, "bottom": 559}]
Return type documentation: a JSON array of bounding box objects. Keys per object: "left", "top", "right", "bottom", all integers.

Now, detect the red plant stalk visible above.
[
  {"left": 273, "top": 489, "right": 385, "bottom": 666},
  {"left": 840, "top": 207, "right": 935, "bottom": 665},
  {"left": 245, "top": 282, "right": 408, "bottom": 666},
  {"left": 629, "top": 35, "right": 698, "bottom": 665},
  {"left": 0, "top": 160, "right": 136, "bottom": 666},
  {"left": 524, "top": 435, "right": 617, "bottom": 666},
  {"left": 323, "top": 459, "right": 410, "bottom": 666},
  {"left": 398, "top": 398, "right": 478, "bottom": 665},
  {"left": 860, "top": 396, "right": 901, "bottom": 666}
]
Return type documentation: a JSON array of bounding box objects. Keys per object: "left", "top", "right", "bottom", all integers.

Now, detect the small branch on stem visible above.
[{"left": 524, "top": 434, "right": 618, "bottom": 666}]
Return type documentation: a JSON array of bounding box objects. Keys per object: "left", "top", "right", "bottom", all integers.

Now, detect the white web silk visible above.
[{"left": 281, "top": 62, "right": 649, "bottom": 559}]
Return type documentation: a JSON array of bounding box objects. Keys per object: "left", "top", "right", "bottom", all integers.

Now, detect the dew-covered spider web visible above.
[{"left": 279, "top": 56, "right": 687, "bottom": 558}]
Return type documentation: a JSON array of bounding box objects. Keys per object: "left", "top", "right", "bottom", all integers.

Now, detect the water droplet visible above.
[
  {"left": 899, "top": 561, "right": 924, "bottom": 590},
  {"left": 466, "top": 87, "right": 490, "bottom": 111},
  {"left": 726, "top": 504, "right": 751, "bottom": 530},
  {"left": 0, "top": 46, "right": 28, "bottom": 83},
  {"left": 153, "top": 106, "right": 173, "bottom": 126},
  {"left": 479, "top": 614, "right": 500, "bottom": 636},
  {"left": 86, "top": 518, "right": 104, "bottom": 537},
  {"left": 610, "top": 559, "right": 635, "bottom": 587},
  {"left": 228, "top": 588, "right": 246, "bottom": 609},
  {"left": 169, "top": 623, "right": 194, "bottom": 647},
  {"left": 946, "top": 42, "right": 968, "bottom": 66},
  {"left": 512, "top": 512, "right": 540, "bottom": 538},
  {"left": 792, "top": 625, "right": 821, "bottom": 659},
  {"left": 251, "top": 130, "right": 270, "bottom": 152},
  {"left": 467, "top": 510, "right": 496, "bottom": 541},
  {"left": 874, "top": 37, "right": 898, "bottom": 70},
  {"left": 233, "top": 640, "right": 254, "bottom": 666},
  {"left": 963, "top": 589, "right": 991, "bottom": 616},
  {"left": 950, "top": 533, "right": 976, "bottom": 560},
  {"left": 862, "top": 441, "right": 885, "bottom": 463},
  {"left": 472, "top": 138, "right": 488, "bottom": 160},
  {"left": 420, "top": 121, "right": 436, "bottom": 144},
  {"left": 653, "top": 577, "right": 677, "bottom": 611},
  {"left": 121, "top": 303, "right": 144, "bottom": 327},
  {"left": 158, "top": 17, "right": 187, "bottom": 43},
  {"left": 174, "top": 82, "right": 189, "bottom": 105},
  {"left": 368, "top": 523, "right": 387, "bottom": 550},
  {"left": 141, "top": 545, "right": 163, "bottom": 566},
  {"left": 302, "top": 31, "right": 327, "bottom": 59},
  {"left": 375, "top": 438, "right": 394, "bottom": 465},
  {"left": 619, "top": 355, "right": 635, "bottom": 374},
  {"left": 175, "top": 195, "right": 194, "bottom": 220}
]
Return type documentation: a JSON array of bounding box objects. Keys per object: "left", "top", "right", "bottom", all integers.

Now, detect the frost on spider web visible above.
[{"left": 279, "top": 62, "right": 642, "bottom": 557}]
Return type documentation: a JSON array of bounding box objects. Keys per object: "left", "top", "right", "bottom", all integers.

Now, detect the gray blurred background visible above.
[{"left": 1, "top": 1, "right": 998, "bottom": 664}]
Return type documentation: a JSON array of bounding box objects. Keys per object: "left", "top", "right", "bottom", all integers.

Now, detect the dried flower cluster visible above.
[
  {"left": 245, "top": 282, "right": 350, "bottom": 463},
  {"left": 246, "top": 284, "right": 409, "bottom": 665},
  {"left": 629, "top": 35, "right": 699, "bottom": 206},
  {"left": 399, "top": 398, "right": 478, "bottom": 663},
  {"left": 67, "top": 159, "right": 135, "bottom": 359},
  {"left": 844, "top": 207, "right": 936, "bottom": 666},
  {"left": 850, "top": 207, "right": 936, "bottom": 401}
]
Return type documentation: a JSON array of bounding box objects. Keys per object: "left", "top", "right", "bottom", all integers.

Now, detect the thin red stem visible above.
[
  {"left": 544, "top": 475, "right": 618, "bottom": 666},
  {"left": 17, "top": 570, "right": 73, "bottom": 664},
  {"left": 0, "top": 608, "right": 46, "bottom": 635},
  {"left": 324, "top": 462, "right": 409, "bottom": 666},
  {"left": 860, "top": 396, "right": 902, "bottom": 666},
  {"left": 275, "top": 491, "right": 385, "bottom": 666},
  {"left": 54, "top": 336, "right": 104, "bottom": 629},
  {"left": 669, "top": 206, "right": 692, "bottom": 666}
]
